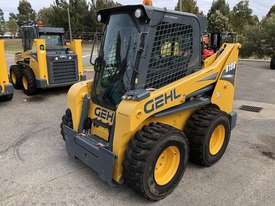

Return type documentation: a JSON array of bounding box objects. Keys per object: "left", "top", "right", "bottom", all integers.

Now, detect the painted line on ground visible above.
[{"left": 239, "top": 59, "right": 270, "bottom": 62}]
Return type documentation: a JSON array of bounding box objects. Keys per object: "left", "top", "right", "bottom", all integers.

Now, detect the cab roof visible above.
[
  {"left": 97, "top": 4, "right": 199, "bottom": 23},
  {"left": 38, "top": 27, "right": 64, "bottom": 34}
]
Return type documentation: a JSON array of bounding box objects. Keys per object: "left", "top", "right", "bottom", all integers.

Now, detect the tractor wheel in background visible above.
[
  {"left": 270, "top": 56, "right": 275, "bottom": 70},
  {"left": 185, "top": 107, "right": 231, "bottom": 167},
  {"left": 123, "top": 122, "right": 189, "bottom": 201},
  {"left": 0, "top": 94, "right": 13, "bottom": 102},
  {"left": 10, "top": 65, "right": 23, "bottom": 89},
  {"left": 22, "top": 68, "right": 37, "bottom": 96}
]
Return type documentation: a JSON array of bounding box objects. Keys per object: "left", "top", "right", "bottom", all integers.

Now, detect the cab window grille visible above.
[{"left": 145, "top": 22, "right": 193, "bottom": 89}]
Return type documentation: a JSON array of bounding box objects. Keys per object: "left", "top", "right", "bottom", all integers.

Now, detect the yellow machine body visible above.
[
  {"left": 0, "top": 40, "right": 13, "bottom": 99},
  {"left": 14, "top": 39, "right": 85, "bottom": 89},
  {"left": 66, "top": 43, "right": 241, "bottom": 182}
]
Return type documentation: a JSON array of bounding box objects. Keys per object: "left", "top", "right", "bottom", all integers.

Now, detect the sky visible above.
[{"left": 0, "top": 0, "right": 274, "bottom": 20}]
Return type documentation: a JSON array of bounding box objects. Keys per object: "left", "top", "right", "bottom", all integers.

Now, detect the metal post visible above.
[
  {"left": 180, "top": 0, "right": 182, "bottom": 12},
  {"left": 67, "top": 2, "right": 72, "bottom": 41}
]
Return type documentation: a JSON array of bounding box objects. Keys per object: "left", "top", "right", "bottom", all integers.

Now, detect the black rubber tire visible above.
[
  {"left": 123, "top": 122, "right": 189, "bottom": 201},
  {"left": 61, "top": 109, "right": 73, "bottom": 141},
  {"left": 0, "top": 94, "right": 13, "bottom": 102},
  {"left": 10, "top": 65, "right": 23, "bottom": 89},
  {"left": 22, "top": 68, "right": 37, "bottom": 96},
  {"left": 185, "top": 107, "right": 231, "bottom": 167},
  {"left": 271, "top": 56, "right": 275, "bottom": 70}
]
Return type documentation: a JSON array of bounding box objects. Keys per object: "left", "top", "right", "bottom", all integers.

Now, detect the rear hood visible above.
[{"left": 46, "top": 48, "right": 73, "bottom": 56}]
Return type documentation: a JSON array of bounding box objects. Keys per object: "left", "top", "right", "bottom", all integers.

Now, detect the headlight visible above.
[
  {"left": 40, "top": 45, "right": 45, "bottom": 50},
  {"left": 55, "top": 57, "right": 59, "bottom": 61},
  {"left": 135, "top": 9, "right": 143, "bottom": 19},
  {"left": 68, "top": 56, "right": 72, "bottom": 60},
  {"left": 97, "top": 14, "right": 102, "bottom": 23}
]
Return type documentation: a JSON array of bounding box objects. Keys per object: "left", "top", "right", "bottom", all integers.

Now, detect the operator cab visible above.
[
  {"left": 21, "top": 22, "right": 65, "bottom": 52},
  {"left": 91, "top": 5, "right": 203, "bottom": 110}
]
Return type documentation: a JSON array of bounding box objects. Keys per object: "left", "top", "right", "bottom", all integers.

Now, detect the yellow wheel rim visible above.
[
  {"left": 11, "top": 72, "right": 16, "bottom": 84},
  {"left": 209, "top": 125, "right": 225, "bottom": 156},
  {"left": 22, "top": 76, "right": 28, "bottom": 90},
  {"left": 154, "top": 146, "right": 180, "bottom": 186}
]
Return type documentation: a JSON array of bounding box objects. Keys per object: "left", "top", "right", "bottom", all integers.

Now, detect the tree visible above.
[
  {"left": 261, "top": 14, "right": 275, "bottom": 56},
  {"left": 0, "top": 8, "right": 5, "bottom": 35},
  {"left": 37, "top": 0, "right": 120, "bottom": 39},
  {"left": 37, "top": 0, "right": 96, "bottom": 39},
  {"left": 267, "top": 5, "right": 275, "bottom": 18},
  {"left": 45, "top": 0, "right": 68, "bottom": 29},
  {"left": 230, "top": 0, "right": 257, "bottom": 34},
  {"left": 175, "top": 0, "right": 200, "bottom": 15},
  {"left": 208, "top": 0, "right": 230, "bottom": 17},
  {"left": 37, "top": 7, "right": 54, "bottom": 26},
  {"left": 69, "top": 0, "right": 95, "bottom": 37},
  {"left": 240, "top": 24, "right": 264, "bottom": 57},
  {"left": 15, "top": 0, "right": 36, "bottom": 26},
  {"left": 207, "top": 0, "right": 231, "bottom": 33},
  {"left": 238, "top": 4, "right": 275, "bottom": 58},
  {"left": 9, "top": 13, "right": 17, "bottom": 21},
  {"left": 208, "top": 10, "right": 230, "bottom": 33},
  {"left": 90, "top": 0, "right": 121, "bottom": 10},
  {"left": 6, "top": 18, "right": 18, "bottom": 38},
  {"left": 50, "top": 0, "right": 95, "bottom": 37}
]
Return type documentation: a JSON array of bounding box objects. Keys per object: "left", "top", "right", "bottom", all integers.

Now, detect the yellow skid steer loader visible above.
[
  {"left": 10, "top": 22, "right": 86, "bottom": 96},
  {"left": 61, "top": 3, "right": 241, "bottom": 201}
]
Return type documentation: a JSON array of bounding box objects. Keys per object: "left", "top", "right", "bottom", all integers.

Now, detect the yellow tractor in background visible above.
[
  {"left": 0, "top": 40, "right": 13, "bottom": 101},
  {"left": 10, "top": 22, "right": 86, "bottom": 96},
  {"left": 61, "top": 2, "right": 241, "bottom": 201}
]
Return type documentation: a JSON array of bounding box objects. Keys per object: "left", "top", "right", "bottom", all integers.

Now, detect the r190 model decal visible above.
[
  {"left": 144, "top": 89, "right": 181, "bottom": 113},
  {"left": 221, "top": 62, "right": 236, "bottom": 85}
]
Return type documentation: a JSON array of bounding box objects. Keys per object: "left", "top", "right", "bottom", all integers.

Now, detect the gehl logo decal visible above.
[
  {"left": 144, "top": 89, "right": 181, "bottom": 114},
  {"left": 95, "top": 107, "right": 114, "bottom": 123}
]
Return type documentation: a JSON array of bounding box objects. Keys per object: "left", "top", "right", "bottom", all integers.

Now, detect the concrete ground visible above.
[{"left": 0, "top": 61, "right": 275, "bottom": 206}]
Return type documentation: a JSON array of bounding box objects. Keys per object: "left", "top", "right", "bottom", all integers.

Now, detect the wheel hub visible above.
[
  {"left": 22, "top": 76, "right": 28, "bottom": 90},
  {"left": 209, "top": 124, "right": 225, "bottom": 155},
  {"left": 154, "top": 146, "right": 180, "bottom": 186},
  {"left": 11, "top": 72, "right": 16, "bottom": 84}
]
